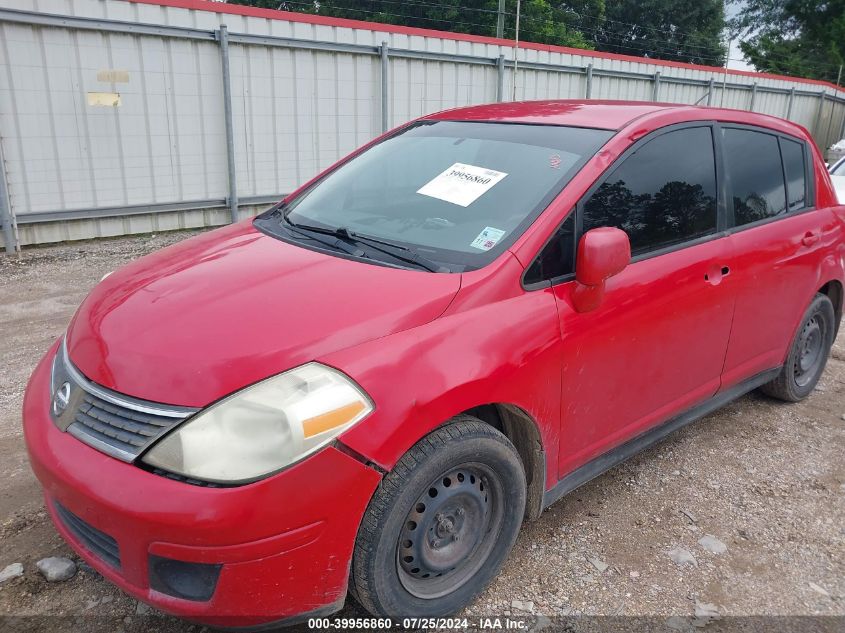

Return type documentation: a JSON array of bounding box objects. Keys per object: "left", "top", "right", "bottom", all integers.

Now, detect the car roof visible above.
[
  {"left": 423, "top": 100, "right": 681, "bottom": 129},
  {"left": 422, "top": 99, "right": 798, "bottom": 133}
]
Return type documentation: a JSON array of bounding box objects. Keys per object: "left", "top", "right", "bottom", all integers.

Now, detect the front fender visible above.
[{"left": 324, "top": 286, "right": 562, "bottom": 491}]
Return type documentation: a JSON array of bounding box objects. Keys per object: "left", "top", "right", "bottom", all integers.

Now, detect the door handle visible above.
[
  {"left": 802, "top": 231, "right": 820, "bottom": 247},
  {"left": 704, "top": 265, "right": 730, "bottom": 284}
]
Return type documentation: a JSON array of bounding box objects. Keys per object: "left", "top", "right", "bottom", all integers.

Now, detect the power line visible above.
[
  {"left": 498, "top": 8, "right": 843, "bottom": 76},
  {"left": 302, "top": 0, "right": 730, "bottom": 63},
  {"left": 282, "top": 1, "right": 843, "bottom": 81},
  {"left": 282, "top": 1, "right": 496, "bottom": 31}
]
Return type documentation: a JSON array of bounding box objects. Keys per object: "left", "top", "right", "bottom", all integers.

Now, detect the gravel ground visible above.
[{"left": 0, "top": 230, "right": 843, "bottom": 633}]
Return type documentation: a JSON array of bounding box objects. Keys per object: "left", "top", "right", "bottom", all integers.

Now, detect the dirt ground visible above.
[{"left": 0, "top": 230, "right": 843, "bottom": 633}]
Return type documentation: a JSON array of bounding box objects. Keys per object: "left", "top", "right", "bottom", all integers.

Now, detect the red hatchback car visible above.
[{"left": 24, "top": 101, "right": 844, "bottom": 627}]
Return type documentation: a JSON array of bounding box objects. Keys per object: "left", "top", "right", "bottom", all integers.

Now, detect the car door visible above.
[
  {"left": 718, "top": 126, "right": 831, "bottom": 387},
  {"left": 523, "top": 124, "right": 738, "bottom": 478}
]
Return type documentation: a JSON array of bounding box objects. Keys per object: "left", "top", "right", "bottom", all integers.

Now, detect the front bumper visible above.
[{"left": 23, "top": 342, "right": 382, "bottom": 628}]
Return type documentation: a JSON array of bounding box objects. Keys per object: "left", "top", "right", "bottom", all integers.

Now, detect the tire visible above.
[
  {"left": 350, "top": 415, "right": 526, "bottom": 618},
  {"left": 759, "top": 293, "right": 835, "bottom": 402}
]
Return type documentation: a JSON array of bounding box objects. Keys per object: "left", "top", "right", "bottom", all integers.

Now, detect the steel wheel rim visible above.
[
  {"left": 793, "top": 315, "right": 825, "bottom": 387},
  {"left": 396, "top": 463, "right": 504, "bottom": 599}
]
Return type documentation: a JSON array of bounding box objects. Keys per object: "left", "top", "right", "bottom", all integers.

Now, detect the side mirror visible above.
[{"left": 572, "top": 227, "right": 631, "bottom": 313}]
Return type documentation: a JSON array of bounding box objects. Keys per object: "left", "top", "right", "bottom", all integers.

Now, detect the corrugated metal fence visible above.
[{"left": 1, "top": 0, "right": 844, "bottom": 251}]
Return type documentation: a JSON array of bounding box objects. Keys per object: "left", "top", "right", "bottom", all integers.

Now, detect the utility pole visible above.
[
  {"left": 496, "top": 0, "right": 505, "bottom": 38},
  {"left": 720, "top": 37, "right": 730, "bottom": 107},
  {"left": 511, "top": 0, "right": 521, "bottom": 101}
]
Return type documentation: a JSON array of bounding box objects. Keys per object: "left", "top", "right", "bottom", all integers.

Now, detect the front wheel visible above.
[
  {"left": 760, "top": 293, "right": 835, "bottom": 402},
  {"left": 350, "top": 416, "right": 526, "bottom": 618}
]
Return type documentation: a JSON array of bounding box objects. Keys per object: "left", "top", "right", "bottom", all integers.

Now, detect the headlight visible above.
[{"left": 141, "top": 363, "right": 373, "bottom": 484}]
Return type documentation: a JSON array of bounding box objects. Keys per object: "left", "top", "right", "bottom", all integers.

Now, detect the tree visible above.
[
  {"left": 591, "top": 0, "right": 726, "bottom": 65},
  {"left": 249, "top": 1, "right": 600, "bottom": 48},
  {"left": 729, "top": 0, "right": 845, "bottom": 83},
  {"left": 227, "top": 1, "right": 726, "bottom": 66}
]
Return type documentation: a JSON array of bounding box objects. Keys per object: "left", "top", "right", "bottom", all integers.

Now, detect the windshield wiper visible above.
[
  {"left": 284, "top": 216, "right": 450, "bottom": 273},
  {"left": 336, "top": 229, "right": 451, "bottom": 273},
  {"left": 281, "top": 215, "right": 367, "bottom": 258}
]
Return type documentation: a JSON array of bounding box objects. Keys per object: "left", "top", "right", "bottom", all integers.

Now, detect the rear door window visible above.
[
  {"left": 780, "top": 137, "right": 807, "bottom": 211},
  {"left": 722, "top": 128, "right": 787, "bottom": 226},
  {"left": 581, "top": 126, "right": 718, "bottom": 256}
]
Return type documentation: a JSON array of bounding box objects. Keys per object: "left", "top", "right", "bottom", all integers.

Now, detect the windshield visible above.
[{"left": 256, "top": 121, "right": 613, "bottom": 271}]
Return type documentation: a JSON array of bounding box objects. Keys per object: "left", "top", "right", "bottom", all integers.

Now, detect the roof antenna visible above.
[{"left": 511, "top": 0, "right": 521, "bottom": 101}]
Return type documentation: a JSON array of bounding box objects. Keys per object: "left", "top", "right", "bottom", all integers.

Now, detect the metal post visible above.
[
  {"left": 786, "top": 87, "right": 795, "bottom": 119},
  {"left": 720, "top": 37, "right": 730, "bottom": 107},
  {"left": 813, "top": 91, "right": 826, "bottom": 138},
  {"left": 749, "top": 82, "right": 757, "bottom": 111},
  {"left": 217, "top": 25, "right": 238, "bottom": 224},
  {"left": 706, "top": 78, "right": 714, "bottom": 106},
  {"left": 823, "top": 67, "right": 841, "bottom": 146},
  {"left": 0, "top": 139, "right": 18, "bottom": 254},
  {"left": 824, "top": 103, "right": 836, "bottom": 147},
  {"left": 652, "top": 71, "right": 660, "bottom": 101},
  {"left": 380, "top": 41, "right": 389, "bottom": 132},
  {"left": 840, "top": 108, "right": 845, "bottom": 142},
  {"left": 496, "top": 0, "right": 505, "bottom": 38},
  {"left": 496, "top": 55, "right": 505, "bottom": 102},
  {"left": 511, "top": 0, "right": 520, "bottom": 102},
  {"left": 836, "top": 66, "right": 844, "bottom": 145},
  {"left": 585, "top": 63, "right": 593, "bottom": 99}
]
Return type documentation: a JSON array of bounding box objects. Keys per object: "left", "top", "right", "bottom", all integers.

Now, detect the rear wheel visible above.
[
  {"left": 760, "top": 293, "right": 835, "bottom": 402},
  {"left": 350, "top": 416, "right": 525, "bottom": 617}
]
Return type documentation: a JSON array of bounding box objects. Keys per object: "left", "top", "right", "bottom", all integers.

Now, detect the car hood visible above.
[{"left": 66, "top": 222, "right": 461, "bottom": 407}]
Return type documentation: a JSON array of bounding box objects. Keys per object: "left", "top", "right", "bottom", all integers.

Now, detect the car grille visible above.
[
  {"left": 71, "top": 393, "right": 181, "bottom": 453},
  {"left": 54, "top": 501, "right": 121, "bottom": 569},
  {"left": 51, "top": 340, "right": 198, "bottom": 462}
]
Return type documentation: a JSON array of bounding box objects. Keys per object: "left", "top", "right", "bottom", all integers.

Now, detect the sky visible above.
[
  {"left": 728, "top": 41, "right": 754, "bottom": 72},
  {"left": 725, "top": 1, "right": 754, "bottom": 71}
]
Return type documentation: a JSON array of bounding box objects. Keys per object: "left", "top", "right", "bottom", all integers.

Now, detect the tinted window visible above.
[
  {"left": 780, "top": 138, "right": 806, "bottom": 210},
  {"left": 524, "top": 212, "right": 575, "bottom": 284},
  {"left": 582, "top": 127, "right": 717, "bottom": 255},
  {"left": 722, "top": 128, "right": 787, "bottom": 226},
  {"left": 260, "top": 122, "right": 612, "bottom": 272}
]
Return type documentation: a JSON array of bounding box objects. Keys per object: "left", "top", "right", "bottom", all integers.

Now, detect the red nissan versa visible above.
[{"left": 23, "top": 101, "right": 845, "bottom": 627}]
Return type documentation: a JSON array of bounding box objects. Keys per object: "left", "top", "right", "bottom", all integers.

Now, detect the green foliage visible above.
[
  {"left": 729, "top": 0, "right": 845, "bottom": 83},
  {"left": 228, "top": 0, "right": 727, "bottom": 66},
  {"left": 595, "top": 0, "right": 726, "bottom": 65}
]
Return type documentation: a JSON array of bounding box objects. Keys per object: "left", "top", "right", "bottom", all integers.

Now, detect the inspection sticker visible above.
[
  {"left": 417, "top": 162, "right": 508, "bottom": 207},
  {"left": 470, "top": 226, "right": 506, "bottom": 251}
]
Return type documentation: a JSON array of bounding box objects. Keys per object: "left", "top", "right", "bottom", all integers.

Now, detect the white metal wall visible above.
[{"left": 0, "top": 0, "right": 843, "bottom": 248}]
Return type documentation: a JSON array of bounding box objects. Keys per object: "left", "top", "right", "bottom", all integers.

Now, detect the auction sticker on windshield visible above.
[{"left": 417, "top": 163, "right": 508, "bottom": 207}]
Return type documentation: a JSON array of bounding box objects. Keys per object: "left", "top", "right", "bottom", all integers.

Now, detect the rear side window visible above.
[
  {"left": 722, "top": 128, "right": 787, "bottom": 226},
  {"left": 582, "top": 126, "right": 718, "bottom": 256},
  {"left": 780, "top": 138, "right": 807, "bottom": 211}
]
